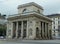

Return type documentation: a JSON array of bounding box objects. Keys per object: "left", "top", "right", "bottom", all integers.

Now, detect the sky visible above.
[{"left": 0, "top": 0, "right": 60, "bottom": 16}]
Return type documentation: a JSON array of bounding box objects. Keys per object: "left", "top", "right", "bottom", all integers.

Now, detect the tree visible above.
[{"left": 0, "top": 24, "right": 6, "bottom": 36}]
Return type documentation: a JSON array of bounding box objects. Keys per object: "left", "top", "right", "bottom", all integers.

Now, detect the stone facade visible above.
[{"left": 6, "top": 2, "right": 52, "bottom": 40}]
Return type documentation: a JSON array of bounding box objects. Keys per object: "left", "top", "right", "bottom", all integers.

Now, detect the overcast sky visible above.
[{"left": 0, "top": 0, "right": 60, "bottom": 15}]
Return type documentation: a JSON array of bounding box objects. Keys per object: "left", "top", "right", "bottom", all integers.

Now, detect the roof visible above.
[
  {"left": 18, "top": 2, "right": 43, "bottom": 10},
  {"left": 46, "top": 14, "right": 60, "bottom": 17},
  {"left": 7, "top": 14, "right": 52, "bottom": 22}
]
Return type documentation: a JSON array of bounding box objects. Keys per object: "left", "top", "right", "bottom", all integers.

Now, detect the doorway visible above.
[{"left": 36, "top": 27, "right": 39, "bottom": 38}]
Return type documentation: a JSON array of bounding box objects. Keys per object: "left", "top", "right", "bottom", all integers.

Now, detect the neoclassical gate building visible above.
[{"left": 6, "top": 2, "right": 52, "bottom": 40}]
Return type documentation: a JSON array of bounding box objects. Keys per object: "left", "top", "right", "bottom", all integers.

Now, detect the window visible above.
[
  {"left": 23, "top": 8, "right": 26, "bottom": 13},
  {"left": 37, "top": 10, "right": 40, "bottom": 13},
  {"left": 53, "top": 30, "right": 55, "bottom": 36},
  {"left": 54, "top": 26, "right": 55, "bottom": 29}
]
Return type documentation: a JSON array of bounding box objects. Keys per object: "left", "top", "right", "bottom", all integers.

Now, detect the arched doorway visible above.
[{"left": 36, "top": 27, "right": 40, "bottom": 39}]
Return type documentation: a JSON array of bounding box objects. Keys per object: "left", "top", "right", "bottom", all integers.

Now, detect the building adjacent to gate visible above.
[
  {"left": 47, "top": 14, "right": 60, "bottom": 39},
  {"left": 6, "top": 2, "right": 52, "bottom": 40}
]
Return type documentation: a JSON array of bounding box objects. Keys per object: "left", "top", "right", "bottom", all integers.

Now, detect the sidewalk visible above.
[
  {"left": 4, "top": 39, "right": 60, "bottom": 43},
  {"left": 0, "top": 38, "right": 60, "bottom": 43}
]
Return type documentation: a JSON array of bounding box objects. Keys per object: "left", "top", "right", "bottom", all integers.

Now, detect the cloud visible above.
[
  {"left": 0, "top": 0, "right": 20, "bottom": 15},
  {"left": 0, "top": 0, "right": 60, "bottom": 15},
  {"left": 41, "top": 0, "right": 60, "bottom": 15}
]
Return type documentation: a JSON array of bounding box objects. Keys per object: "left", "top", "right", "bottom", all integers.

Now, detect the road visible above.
[{"left": 0, "top": 40, "right": 60, "bottom": 44}]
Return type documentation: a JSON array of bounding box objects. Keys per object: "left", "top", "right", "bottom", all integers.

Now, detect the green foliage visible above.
[{"left": 0, "top": 24, "right": 6, "bottom": 36}]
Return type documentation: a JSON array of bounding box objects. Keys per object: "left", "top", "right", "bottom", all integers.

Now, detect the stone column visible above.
[
  {"left": 48, "top": 24, "right": 50, "bottom": 39},
  {"left": 45, "top": 23, "right": 47, "bottom": 39},
  {"left": 16, "top": 22, "right": 18, "bottom": 38},
  {"left": 46, "top": 23, "right": 49, "bottom": 39},
  {"left": 21, "top": 21, "right": 23, "bottom": 39},
  {"left": 42, "top": 22, "right": 44, "bottom": 39},
  {"left": 48, "top": 23, "right": 52, "bottom": 39},
  {"left": 11, "top": 22, "right": 13, "bottom": 39},
  {"left": 7, "top": 22, "right": 13, "bottom": 39},
  {"left": 26, "top": 21, "right": 28, "bottom": 39},
  {"left": 40, "top": 21, "right": 42, "bottom": 39},
  {"left": 39, "top": 22, "right": 41, "bottom": 39}
]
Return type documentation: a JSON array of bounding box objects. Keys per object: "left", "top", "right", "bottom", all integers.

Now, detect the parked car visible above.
[{"left": 0, "top": 36, "right": 4, "bottom": 39}]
